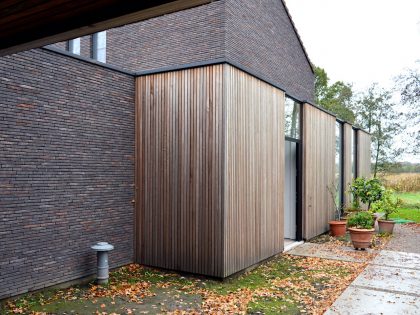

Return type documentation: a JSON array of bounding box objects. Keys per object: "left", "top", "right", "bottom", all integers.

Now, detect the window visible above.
[
  {"left": 284, "top": 97, "right": 300, "bottom": 139},
  {"left": 351, "top": 128, "right": 357, "bottom": 179},
  {"left": 67, "top": 38, "right": 80, "bottom": 55},
  {"left": 92, "top": 31, "right": 106, "bottom": 63},
  {"left": 335, "top": 122, "right": 343, "bottom": 207}
]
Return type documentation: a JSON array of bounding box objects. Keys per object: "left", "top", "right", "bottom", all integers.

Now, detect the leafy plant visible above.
[
  {"left": 349, "top": 177, "right": 385, "bottom": 210},
  {"left": 371, "top": 189, "right": 403, "bottom": 220},
  {"left": 347, "top": 211, "right": 374, "bottom": 229}
]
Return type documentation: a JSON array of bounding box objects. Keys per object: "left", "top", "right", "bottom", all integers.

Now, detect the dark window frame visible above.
[
  {"left": 284, "top": 96, "right": 300, "bottom": 140},
  {"left": 284, "top": 96, "right": 303, "bottom": 241},
  {"left": 353, "top": 128, "right": 358, "bottom": 178},
  {"left": 336, "top": 121, "right": 344, "bottom": 210},
  {"left": 91, "top": 31, "right": 106, "bottom": 62},
  {"left": 66, "top": 38, "right": 80, "bottom": 55}
]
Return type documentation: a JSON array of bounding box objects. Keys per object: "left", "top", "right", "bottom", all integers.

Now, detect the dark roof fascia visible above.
[
  {"left": 280, "top": 0, "right": 315, "bottom": 74},
  {"left": 134, "top": 58, "right": 226, "bottom": 76},
  {"left": 42, "top": 46, "right": 136, "bottom": 76},
  {"left": 337, "top": 118, "right": 371, "bottom": 135},
  {"left": 353, "top": 125, "right": 371, "bottom": 135},
  {"left": 134, "top": 58, "right": 308, "bottom": 103},
  {"left": 307, "top": 104, "right": 370, "bottom": 135},
  {"left": 301, "top": 100, "right": 337, "bottom": 119},
  {"left": 39, "top": 48, "right": 370, "bottom": 134}
]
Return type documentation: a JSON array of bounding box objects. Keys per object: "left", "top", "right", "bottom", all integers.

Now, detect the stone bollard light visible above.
[{"left": 91, "top": 242, "right": 114, "bottom": 285}]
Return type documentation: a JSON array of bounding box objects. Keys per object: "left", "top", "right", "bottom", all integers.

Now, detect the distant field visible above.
[
  {"left": 380, "top": 172, "right": 420, "bottom": 222},
  {"left": 389, "top": 191, "right": 420, "bottom": 223},
  {"left": 380, "top": 172, "right": 420, "bottom": 192}
]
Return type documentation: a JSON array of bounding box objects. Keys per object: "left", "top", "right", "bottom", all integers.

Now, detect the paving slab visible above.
[
  {"left": 325, "top": 286, "right": 419, "bottom": 315},
  {"left": 352, "top": 264, "right": 419, "bottom": 296},
  {"left": 287, "top": 242, "right": 372, "bottom": 262},
  {"left": 372, "top": 250, "right": 420, "bottom": 270}
]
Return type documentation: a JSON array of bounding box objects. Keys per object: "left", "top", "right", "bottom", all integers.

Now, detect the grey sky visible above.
[
  {"left": 285, "top": 0, "right": 420, "bottom": 163},
  {"left": 285, "top": 0, "right": 420, "bottom": 91}
]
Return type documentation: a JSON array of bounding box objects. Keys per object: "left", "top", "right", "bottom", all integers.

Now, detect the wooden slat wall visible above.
[
  {"left": 137, "top": 63, "right": 350, "bottom": 277},
  {"left": 302, "top": 104, "right": 336, "bottom": 239},
  {"left": 342, "top": 123, "right": 353, "bottom": 207},
  {"left": 357, "top": 130, "right": 371, "bottom": 178},
  {"left": 135, "top": 65, "right": 224, "bottom": 277},
  {"left": 223, "top": 65, "right": 284, "bottom": 277}
]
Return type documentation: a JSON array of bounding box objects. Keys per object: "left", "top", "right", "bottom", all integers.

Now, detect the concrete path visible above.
[
  {"left": 287, "top": 242, "right": 376, "bottom": 263},
  {"left": 325, "top": 224, "right": 420, "bottom": 315}
]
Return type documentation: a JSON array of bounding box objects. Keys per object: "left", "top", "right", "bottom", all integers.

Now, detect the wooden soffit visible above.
[{"left": 0, "top": 0, "right": 213, "bottom": 57}]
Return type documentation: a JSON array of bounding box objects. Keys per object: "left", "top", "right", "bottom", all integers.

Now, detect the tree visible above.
[
  {"left": 395, "top": 65, "right": 420, "bottom": 155},
  {"left": 354, "top": 84, "right": 404, "bottom": 177},
  {"left": 314, "top": 66, "right": 356, "bottom": 123}
]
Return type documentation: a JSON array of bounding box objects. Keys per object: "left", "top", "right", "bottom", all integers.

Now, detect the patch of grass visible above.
[
  {"left": 110, "top": 264, "right": 195, "bottom": 287},
  {"left": 205, "top": 256, "right": 302, "bottom": 295},
  {"left": 247, "top": 296, "right": 300, "bottom": 315},
  {"left": 390, "top": 207, "right": 420, "bottom": 223},
  {"left": 396, "top": 192, "right": 420, "bottom": 205},
  {"left": 390, "top": 192, "right": 420, "bottom": 223}
]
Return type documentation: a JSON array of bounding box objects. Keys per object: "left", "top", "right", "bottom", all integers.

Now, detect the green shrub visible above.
[
  {"left": 349, "top": 177, "right": 385, "bottom": 210},
  {"left": 371, "top": 189, "right": 403, "bottom": 220},
  {"left": 347, "top": 211, "right": 374, "bottom": 229}
]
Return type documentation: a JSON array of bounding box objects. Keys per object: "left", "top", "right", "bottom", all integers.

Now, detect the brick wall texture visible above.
[
  {"left": 0, "top": 49, "right": 135, "bottom": 299},
  {"left": 0, "top": 0, "right": 315, "bottom": 299},
  {"left": 49, "top": 0, "right": 314, "bottom": 102},
  {"left": 225, "top": 0, "right": 314, "bottom": 102}
]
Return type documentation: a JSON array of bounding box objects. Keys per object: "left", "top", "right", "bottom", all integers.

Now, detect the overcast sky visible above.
[
  {"left": 285, "top": 0, "right": 420, "bottom": 91},
  {"left": 285, "top": 0, "right": 420, "bottom": 163}
]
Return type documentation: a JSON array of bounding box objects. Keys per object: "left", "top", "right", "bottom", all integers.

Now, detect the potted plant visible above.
[
  {"left": 349, "top": 177, "right": 385, "bottom": 220},
  {"left": 347, "top": 211, "right": 375, "bottom": 250},
  {"left": 327, "top": 183, "right": 346, "bottom": 237},
  {"left": 371, "top": 189, "right": 402, "bottom": 234}
]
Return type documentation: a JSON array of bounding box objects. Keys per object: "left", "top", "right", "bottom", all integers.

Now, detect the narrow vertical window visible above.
[
  {"left": 92, "top": 31, "right": 106, "bottom": 63},
  {"left": 351, "top": 128, "right": 357, "bottom": 179},
  {"left": 353, "top": 129, "right": 358, "bottom": 178},
  {"left": 284, "top": 97, "right": 300, "bottom": 139},
  {"left": 335, "top": 122, "right": 343, "bottom": 207},
  {"left": 67, "top": 38, "right": 80, "bottom": 55}
]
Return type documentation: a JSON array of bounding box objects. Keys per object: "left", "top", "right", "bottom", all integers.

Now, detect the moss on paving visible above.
[
  {"left": 204, "top": 257, "right": 302, "bottom": 295},
  {"left": 248, "top": 296, "right": 301, "bottom": 314},
  {"left": 1, "top": 254, "right": 358, "bottom": 314}
]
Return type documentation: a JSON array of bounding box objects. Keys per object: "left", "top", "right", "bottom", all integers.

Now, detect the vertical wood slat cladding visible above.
[
  {"left": 223, "top": 65, "right": 284, "bottom": 277},
  {"left": 342, "top": 123, "right": 353, "bottom": 207},
  {"left": 302, "top": 104, "right": 336, "bottom": 239},
  {"left": 357, "top": 130, "right": 371, "bottom": 178},
  {"left": 136, "top": 64, "right": 285, "bottom": 277},
  {"left": 135, "top": 65, "right": 224, "bottom": 277}
]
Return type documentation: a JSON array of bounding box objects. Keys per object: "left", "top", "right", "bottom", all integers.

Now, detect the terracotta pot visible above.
[
  {"left": 348, "top": 228, "right": 375, "bottom": 249},
  {"left": 378, "top": 220, "right": 396, "bottom": 234},
  {"left": 329, "top": 220, "right": 347, "bottom": 237}
]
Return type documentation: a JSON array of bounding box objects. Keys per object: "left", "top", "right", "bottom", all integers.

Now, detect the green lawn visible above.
[{"left": 389, "top": 192, "right": 420, "bottom": 223}]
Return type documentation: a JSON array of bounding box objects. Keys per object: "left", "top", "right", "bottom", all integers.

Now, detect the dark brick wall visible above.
[
  {"left": 225, "top": 0, "right": 315, "bottom": 102},
  {"left": 0, "top": 49, "right": 135, "bottom": 299},
  {"left": 45, "top": 0, "right": 314, "bottom": 101},
  {"left": 105, "top": 0, "right": 313, "bottom": 101},
  {"left": 105, "top": 1, "right": 226, "bottom": 71},
  {"left": 47, "top": 35, "right": 92, "bottom": 59}
]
